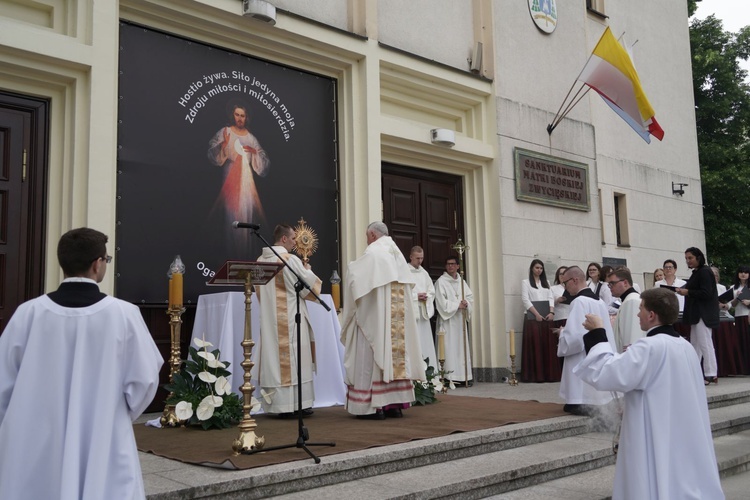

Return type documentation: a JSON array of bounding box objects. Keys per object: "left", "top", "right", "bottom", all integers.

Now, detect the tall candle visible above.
[
  {"left": 331, "top": 282, "right": 341, "bottom": 310},
  {"left": 438, "top": 331, "right": 446, "bottom": 360},
  {"left": 168, "top": 277, "right": 174, "bottom": 309},
  {"left": 173, "top": 273, "right": 183, "bottom": 307},
  {"left": 509, "top": 329, "right": 516, "bottom": 357}
]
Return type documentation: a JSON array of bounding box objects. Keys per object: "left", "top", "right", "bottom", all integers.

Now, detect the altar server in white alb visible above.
[
  {"left": 435, "top": 255, "right": 474, "bottom": 386},
  {"left": 606, "top": 267, "right": 643, "bottom": 353},
  {"left": 0, "top": 228, "right": 163, "bottom": 500},
  {"left": 256, "top": 224, "right": 321, "bottom": 416},
  {"left": 409, "top": 246, "right": 437, "bottom": 367},
  {"left": 556, "top": 266, "right": 615, "bottom": 415},
  {"left": 574, "top": 288, "right": 724, "bottom": 499},
  {"left": 341, "top": 222, "right": 423, "bottom": 419}
]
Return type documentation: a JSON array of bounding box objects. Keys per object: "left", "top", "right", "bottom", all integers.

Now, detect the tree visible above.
[{"left": 689, "top": 5, "right": 750, "bottom": 278}]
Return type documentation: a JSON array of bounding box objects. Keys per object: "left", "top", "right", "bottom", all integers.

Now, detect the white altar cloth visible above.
[{"left": 191, "top": 292, "right": 346, "bottom": 409}]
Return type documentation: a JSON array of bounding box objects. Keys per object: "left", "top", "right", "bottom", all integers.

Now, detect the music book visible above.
[
  {"left": 660, "top": 284, "right": 678, "bottom": 292},
  {"left": 526, "top": 300, "right": 551, "bottom": 320},
  {"left": 718, "top": 288, "right": 734, "bottom": 304},
  {"left": 737, "top": 287, "right": 750, "bottom": 301}
]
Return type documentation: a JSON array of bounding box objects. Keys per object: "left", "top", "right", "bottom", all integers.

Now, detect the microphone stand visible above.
[{"left": 241, "top": 227, "right": 335, "bottom": 463}]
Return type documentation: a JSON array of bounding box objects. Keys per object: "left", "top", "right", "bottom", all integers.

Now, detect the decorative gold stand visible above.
[
  {"left": 232, "top": 274, "right": 266, "bottom": 454},
  {"left": 160, "top": 306, "right": 186, "bottom": 427},
  {"left": 508, "top": 354, "right": 519, "bottom": 386}
]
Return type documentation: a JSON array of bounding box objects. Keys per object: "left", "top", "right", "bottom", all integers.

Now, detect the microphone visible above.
[{"left": 232, "top": 221, "right": 260, "bottom": 230}]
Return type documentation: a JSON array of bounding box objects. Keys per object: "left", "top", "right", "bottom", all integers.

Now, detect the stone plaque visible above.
[{"left": 514, "top": 148, "right": 590, "bottom": 211}]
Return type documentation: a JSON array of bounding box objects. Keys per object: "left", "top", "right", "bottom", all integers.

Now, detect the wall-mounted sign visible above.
[
  {"left": 528, "top": 0, "right": 557, "bottom": 34},
  {"left": 514, "top": 148, "right": 590, "bottom": 211}
]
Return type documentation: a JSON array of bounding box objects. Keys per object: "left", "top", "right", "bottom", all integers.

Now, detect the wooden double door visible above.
[{"left": 382, "top": 163, "right": 465, "bottom": 280}]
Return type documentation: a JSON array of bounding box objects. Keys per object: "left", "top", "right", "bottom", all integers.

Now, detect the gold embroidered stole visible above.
[{"left": 390, "top": 282, "right": 407, "bottom": 379}]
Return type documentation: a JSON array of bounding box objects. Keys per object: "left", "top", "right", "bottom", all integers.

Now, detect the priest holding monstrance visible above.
[{"left": 255, "top": 223, "right": 322, "bottom": 417}]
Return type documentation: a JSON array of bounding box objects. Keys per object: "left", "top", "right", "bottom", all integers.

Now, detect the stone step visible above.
[
  {"left": 488, "top": 429, "right": 750, "bottom": 500},
  {"left": 267, "top": 403, "right": 750, "bottom": 499},
  {"left": 143, "top": 384, "right": 750, "bottom": 499}
]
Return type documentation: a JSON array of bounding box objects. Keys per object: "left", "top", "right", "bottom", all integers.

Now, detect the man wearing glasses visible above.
[
  {"left": 607, "top": 267, "right": 643, "bottom": 353},
  {"left": 0, "top": 228, "right": 163, "bottom": 499},
  {"left": 435, "top": 256, "right": 474, "bottom": 387},
  {"left": 556, "top": 266, "right": 616, "bottom": 415}
]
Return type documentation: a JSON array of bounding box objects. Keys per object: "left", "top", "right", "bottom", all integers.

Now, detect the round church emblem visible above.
[{"left": 528, "top": 0, "right": 557, "bottom": 34}]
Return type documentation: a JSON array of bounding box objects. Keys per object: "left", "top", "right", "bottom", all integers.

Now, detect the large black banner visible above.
[{"left": 117, "top": 23, "right": 339, "bottom": 304}]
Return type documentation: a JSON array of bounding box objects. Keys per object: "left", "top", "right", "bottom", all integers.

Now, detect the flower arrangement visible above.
[
  {"left": 412, "top": 357, "right": 455, "bottom": 406},
  {"left": 164, "top": 338, "right": 243, "bottom": 430}
]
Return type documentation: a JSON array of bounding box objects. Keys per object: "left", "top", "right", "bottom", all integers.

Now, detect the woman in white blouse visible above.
[
  {"left": 550, "top": 266, "right": 570, "bottom": 324},
  {"left": 586, "top": 262, "right": 613, "bottom": 307},
  {"left": 522, "top": 259, "right": 554, "bottom": 321},
  {"left": 520, "top": 259, "right": 558, "bottom": 382}
]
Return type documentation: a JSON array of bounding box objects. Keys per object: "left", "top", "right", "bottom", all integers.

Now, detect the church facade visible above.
[{"left": 0, "top": 0, "right": 702, "bottom": 379}]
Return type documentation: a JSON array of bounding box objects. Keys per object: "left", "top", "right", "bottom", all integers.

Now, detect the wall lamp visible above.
[
  {"left": 672, "top": 182, "right": 688, "bottom": 196},
  {"left": 242, "top": 0, "right": 277, "bottom": 25},
  {"left": 431, "top": 128, "right": 456, "bottom": 147}
]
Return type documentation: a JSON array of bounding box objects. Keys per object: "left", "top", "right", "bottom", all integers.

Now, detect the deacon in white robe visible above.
[
  {"left": 606, "top": 268, "right": 643, "bottom": 353},
  {"left": 256, "top": 224, "right": 321, "bottom": 414},
  {"left": 341, "top": 222, "right": 423, "bottom": 417},
  {"left": 574, "top": 288, "right": 724, "bottom": 500},
  {"left": 0, "top": 228, "right": 163, "bottom": 500},
  {"left": 435, "top": 257, "right": 474, "bottom": 384},
  {"left": 409, "top": 246, "right": 437, "bottom": 368},
  {"left": 557, "top": 267, "right": 615, "bottom": 412}
]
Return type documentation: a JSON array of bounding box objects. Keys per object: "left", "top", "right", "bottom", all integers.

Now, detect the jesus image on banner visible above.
[{"left": 207, "top": 101, "right": 270, "bottom": 250}]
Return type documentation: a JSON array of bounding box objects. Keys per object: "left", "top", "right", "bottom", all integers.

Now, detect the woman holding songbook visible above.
[
  {"left": 520, "top": 259, "right": 558, "bottom": 382},
  {"left": 729, "top": 265, "right": 750, "bottom": 373},
  {"left": 550, "top": 266, "right": 570, "bottom": 325},
  {"left": 586, "top": 262, "right": 613, "bottom": 308}
]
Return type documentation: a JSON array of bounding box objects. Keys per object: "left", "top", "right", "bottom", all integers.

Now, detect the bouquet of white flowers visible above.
[{"left": 164, "top": 338, "right": 243, "bottom": 430}]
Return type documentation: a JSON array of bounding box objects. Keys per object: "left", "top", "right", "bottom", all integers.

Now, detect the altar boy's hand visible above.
[{"left": 583, "top": 313, "right": 604, "bottom": 331}]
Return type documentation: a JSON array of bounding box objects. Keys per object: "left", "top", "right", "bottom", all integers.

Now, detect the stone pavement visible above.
[{"left": 136, "top": 376, "right": 750, "bottom": 499}]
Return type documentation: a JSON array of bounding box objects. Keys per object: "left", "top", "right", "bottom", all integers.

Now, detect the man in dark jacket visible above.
[{"left": 676, "top": 246, "right": 719, "bottom": 384}]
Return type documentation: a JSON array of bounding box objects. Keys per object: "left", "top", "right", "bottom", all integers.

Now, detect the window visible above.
[
  {"left": 586, "top": 0, "right": 607, "bottom": 18},
  {"left": 614, "top": 193, "right": 630, "bottom": 247}
]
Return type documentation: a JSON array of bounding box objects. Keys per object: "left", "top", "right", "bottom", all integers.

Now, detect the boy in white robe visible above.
[
  {"left": 605, "top": 267, "right": 643, "bottom": 352},
  {"left": 0, "top": 228, "right": 163, "bottom": 500},
  {"left": 409, "top": 246, "right": 437, "bottom": 368},
  {"left": 575, "top": 288, "right": 724, "bottom": 500},
  {"left": 556, "top": 266, "right": 615, "bottom": 415},
  {"left": 435, "top": 256, "right": 474, "bottom": 385}
]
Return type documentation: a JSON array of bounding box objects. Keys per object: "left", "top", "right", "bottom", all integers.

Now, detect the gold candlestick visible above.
[
  {"left": 232, "top": 274, "right": 265, "bottom": 454},
  {"left": 160, "top": 306, "right": 186, "bottom": 427},
  {"left": 508, "top": 354, "right": 519, "bottom": 386}
]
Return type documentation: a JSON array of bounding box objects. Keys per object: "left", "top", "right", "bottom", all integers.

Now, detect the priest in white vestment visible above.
[
  {"left": 341, "top": 222, "right": 423, "bottom": 419},
  {"left": 435, "top": 256, "right": 474, "bottom": 385},
  {"left": 409, "top": 246, "right": 437, "bottom": 368},
  {"left": 0, "top": 228, "right": 163, "bottom": 500},
  {"left": 574, "top": 288, "right": 725, "bottom": 500},
  {"left": 556, "top": 266, "right": 615, "bottom": 415},
  {"left": 606, "top": 267, "right": 643, "bottom": 353},
  {"left": 256, "top": 224, "right": 321, "bottom": 415}
]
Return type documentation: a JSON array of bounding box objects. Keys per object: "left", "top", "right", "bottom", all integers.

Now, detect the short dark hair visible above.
[
  {"left": 57, "top": 228, "right": 108, "bottom": 277},
  {"left": 640, "top": 288, "right": 679, "bottom": 325},
  {"left": 445, "top": 255, "right": 459, "bottom": 265},
  {"left": 663, "top": 259, "right": 677, "bottom": 270},
  {"left": 608, "top": 267, "right": 633, "bottom": 285},
  {"left": 685, "top": 247, "right": 706, "bottom": 267},
  {"left": 273, "top": 224, "right": 294, "bottom": 243}
]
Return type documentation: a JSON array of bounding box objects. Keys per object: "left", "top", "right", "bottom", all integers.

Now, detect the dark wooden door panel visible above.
[
  {"left": 0, "top": 92, "right": 48, "bottom": 334},
  {"left": 382, "top": 164, "right": 463, "bottom": 281}
]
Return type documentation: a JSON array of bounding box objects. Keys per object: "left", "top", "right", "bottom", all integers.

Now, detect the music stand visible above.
[
  {"left": 240, "top": 229, "right": 335, "bottom": 464},
  {"left": 208, "top": 260, "right": 282, "bottom": 454}
]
